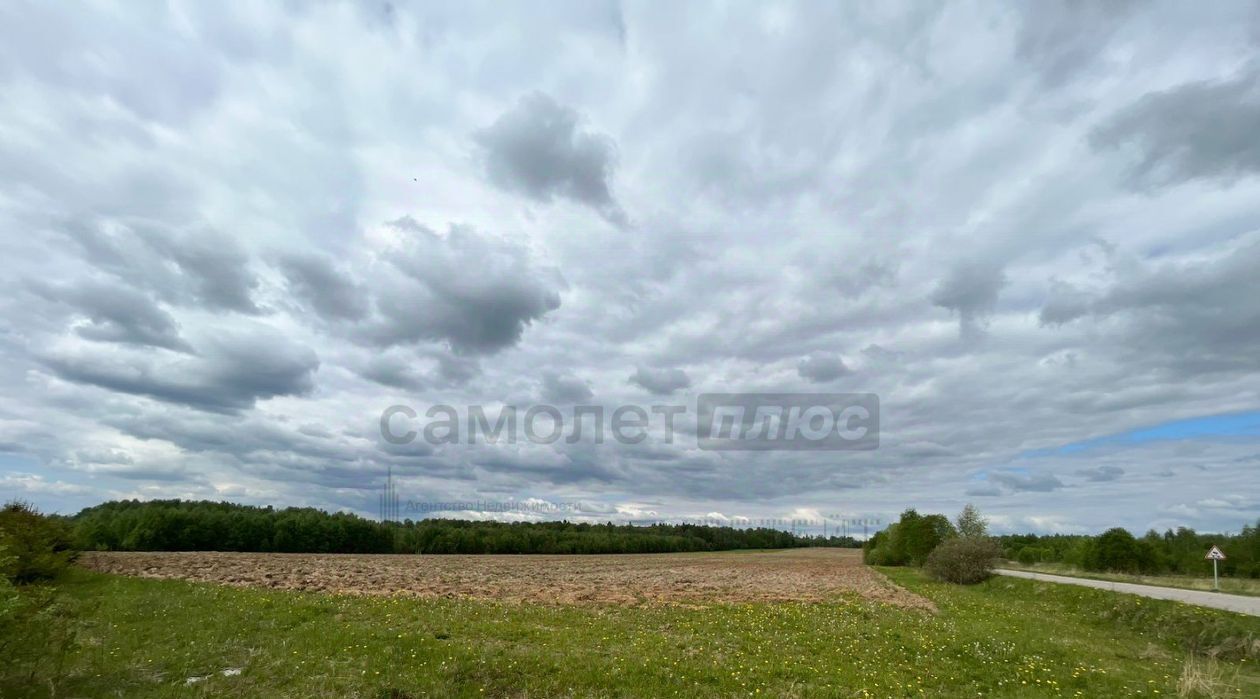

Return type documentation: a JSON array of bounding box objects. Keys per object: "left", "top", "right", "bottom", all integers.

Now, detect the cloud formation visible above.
[
  {"left": 2, "top": 2, "right": 1258, "bottom": 537},
  {"left": 541, "top": 371, "right": 595, "bottom": 404},
  {"left": 797, "top": 353, "right": 850, "bottom": 383},
  {"left": 278, "top": 252, "right": 369, "bottom": 321},
  {"left": 628, "top": 367, "right": 691, "bottom": 395},
  {"left": 30, "top": 279, "right": 191, "bottom": 352},
  {"left": 41, "top": 326, "right": 319, "bottom": 413},
  {"left": 1077, "top": 465, "right": 1125, "bottom": 482},
  {"left": 366, "top": 220, "right": 564, "bottom": 354},
  {"left": 987, "top": 472, "right": 1065, "bottom": 494},
  {"left": 476, "top": 92, "right": 626, "bottom": 226},
  {"left": 1093, "top": 68, "right": 1260, "bottom": 188},
  {"left": 931, "top": 261, "right": 1007, "bottom": 338}
]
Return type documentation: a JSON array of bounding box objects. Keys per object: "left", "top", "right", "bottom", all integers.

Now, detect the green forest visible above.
[
  {"left": 68, "top": 499, "right": 860, "bottom": 554},
  {"left": 863, "top": 507, "right": 1260, "bottom": 578},
  {"left": 997, "top": 525, "right": 1260, "bottom": 578}
]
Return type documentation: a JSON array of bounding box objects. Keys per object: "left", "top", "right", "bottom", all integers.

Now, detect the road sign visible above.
[{"left": 1206, "top": 546, "right": 1226, "bottom": 591}]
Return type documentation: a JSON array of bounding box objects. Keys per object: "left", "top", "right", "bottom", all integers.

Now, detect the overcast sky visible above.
[{"left": 3, "top": 1, "right": 1260, "bottom": 536}]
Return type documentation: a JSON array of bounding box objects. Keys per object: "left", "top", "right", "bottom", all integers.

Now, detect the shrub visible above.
[
  {"left": 0, "top": 545, "right": 18, "bottom": 623},
  {"left": 0, "top": 537, "right": 85, "bottom": 695},
  {"left": 0, "top": 501, "right": 76, "bottom": 583},
  {"left": 1016, "top": 546, "right": 1041, "bottom": 565},
  {"left": 924, "top": 537, "right": 1003, "bottom": 584},
  {"left": 0, "top": 580, "right": 83, "bottom": 693},
  {"left": 863, "top": 526, "right": 903, "bottom": 565}
]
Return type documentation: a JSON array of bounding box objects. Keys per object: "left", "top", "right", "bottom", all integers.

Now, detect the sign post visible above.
[{"left": 1205, "top": 545, "right": 1226, "bottom": 591}]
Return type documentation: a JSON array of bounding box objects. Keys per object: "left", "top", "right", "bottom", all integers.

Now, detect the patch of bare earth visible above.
[{"left": 78, "top": 548, "right": 935, "bottom": 611}]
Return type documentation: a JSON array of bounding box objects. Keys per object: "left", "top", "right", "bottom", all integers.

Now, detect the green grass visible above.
[
  {"left": 1000, "top": 562, "right": 1260, "bottom": 598},
  {"left": 4, "top": 566, "right": 1259, "bottom": 698}
]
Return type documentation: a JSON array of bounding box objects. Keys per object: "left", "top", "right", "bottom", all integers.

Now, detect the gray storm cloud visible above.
[
  {"left": 1092, "top": 68, "right": 1260, "bottom": 188},
  {"left": 29, "top": 279, "right": 192, "bottom": 353},
  {"left": 278, "top": 252, "right": 369, "bottom": 322},
  {"left": 476, "top": 92, "right": 627, "bottom": 226},
  {"left": 797, "top": 353, "right": 850, "bottom": 384},
  {"left": 41, "top": 327, "right": 320, "bottom": 414},
  {"left": 931, "top": 261, "right": 1007, "bottom": 338},
  {"left": 628, "top": 367, "right": 691, "bottom": 395},
  {"left": 363, "top": 219, "right": 564, "bottom": 355},
  {"left": 61, "top": 221, "right": 262, "bottom": 315},
  {"left": 541, "top": 371, "right": 595, "bottom": 404},
  {"left": 987, "top": 472, "right": 1066, "bottom": 494}
]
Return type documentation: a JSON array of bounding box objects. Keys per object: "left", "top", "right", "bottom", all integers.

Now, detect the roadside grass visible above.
[
  {"left": 999, "top": 562, "right": 1260, "bottom": 598},
  {"left": 1177, "top": 656, "right": 1239, "bottom": 699},
  {"left": 3, "top": 566, "right": 1258, "bottom": 698},
  {"left": 885, "top": 569, "right": 1260, "bottom": 696}
]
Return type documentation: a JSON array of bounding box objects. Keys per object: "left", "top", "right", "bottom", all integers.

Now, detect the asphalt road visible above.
[{"left": 994, "top": 569, "right": 1260, "bottom": 617}]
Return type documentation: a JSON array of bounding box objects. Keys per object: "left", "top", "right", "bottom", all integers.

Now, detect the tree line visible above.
[
  {"left": 998, "top": 524, "right": 1260, "bottom": 578},
  {"left": 69, "top": 499, "right": 862, "bottom": 554},
  {"left": 864, "top": 505, "right": 1260, "bottom": 578}
]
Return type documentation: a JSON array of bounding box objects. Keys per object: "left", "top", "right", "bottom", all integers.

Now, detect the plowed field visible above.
[{"left": 79, "top": 548, "right": 934, "bottom": 610}]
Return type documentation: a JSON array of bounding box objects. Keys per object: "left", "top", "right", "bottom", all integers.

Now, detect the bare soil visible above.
[{"left": 78, "top": 547, "right": 935, "bottom": 610}]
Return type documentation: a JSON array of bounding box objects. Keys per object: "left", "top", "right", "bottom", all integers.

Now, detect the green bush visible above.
[
  {"left": 924, "top": 537, "right": 1003, "bottom": 584},
  {"left": 0, "top": 582, "right": 83, "bottom": 693},
  {"left": 0, "top": 545, "right": 18, "bottom": 623},
  {"left": 863, "top": 526, "right": 899, "bottom": 565},
  {"left": 863, "top": 509, "right": 958, "bottom": 567},
  {"left": 0, "top": 501, "right": 76, "bottom": 583},
  {"left": 0, "top": 538, "right": 85, "bottom": 695}
]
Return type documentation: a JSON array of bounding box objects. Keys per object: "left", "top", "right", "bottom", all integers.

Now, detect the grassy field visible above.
[
  {"left": 1000, "top": 562, "right": 1260, "bottom": 598},
  {"left": 4, "top": 559, "right": 1260, "bottom": 697}
]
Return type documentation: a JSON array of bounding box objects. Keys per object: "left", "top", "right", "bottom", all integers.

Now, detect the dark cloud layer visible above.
[
  {"left": 1017, "top": 0, "right": 1138, "bottom": 86},
  {"left": 63, "top": 221, "right": 261, "bottom": 314},
  {"left": 30, "top": 279, "right": 191, "bottom": 352},
  {"left": 988, "top": 472, "right": 1065, "bottom": 493},
  {"left": 41, "top": 328, "right": 319, "bottom": 413},
  {"left": 278, "top": 252, "right": 369, "bottom": 321},
  {"left": 141, "top": 229, "right": 261, "bottom": 314},
  {"left": 541, "top": 371, "right": 594, "bottom": 404},
  {"left": 931, "top": 261, "right": 1007, "bottom": 337},
  {"left": 1077, "top": 465, "right": 1124, "bottom": 482},
  {"left": 476, "top": 92, "right": 626, "bottom": 225},
  {"left": 365, "top": 220, "right": 563, "bottom": 354},
  {"left": 797, "top": 353, "right": 849, "bottom": 383},
  {"left": 1039, "top": 242, "right": 1260, "bottom": 372},
  {"left": 628, "top": 367, "right": 691, "bottom": 395},
  {"left": 1093, "top": 68, "right": 1260, "bottom": 188}
]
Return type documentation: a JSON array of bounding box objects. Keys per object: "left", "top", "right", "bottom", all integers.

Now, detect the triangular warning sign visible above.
[{"left": 1205, "top": 545, "right": 1226, "bottom": 560}]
